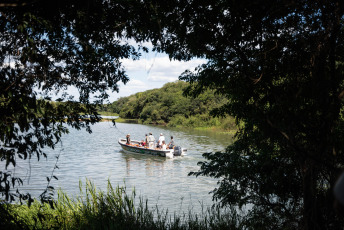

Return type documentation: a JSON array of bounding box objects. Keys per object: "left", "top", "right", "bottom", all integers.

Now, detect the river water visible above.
[{"left": 4, "top": 121, "right": 234, "bottom": 215}]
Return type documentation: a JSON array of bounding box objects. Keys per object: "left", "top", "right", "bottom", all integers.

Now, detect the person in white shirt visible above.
[
  {"left": 161, "top": 140, "right": 167, "bottom": 150},
  {"left": 148, "top": 133, "right": 155, "bottom": 149},
  {"left": 158, "top": 133, "right": 165, "bottom": 148}
]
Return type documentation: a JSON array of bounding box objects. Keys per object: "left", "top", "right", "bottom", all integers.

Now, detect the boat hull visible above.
[{"left": 118, "top": 139, "right": 186, "bottom": 158}]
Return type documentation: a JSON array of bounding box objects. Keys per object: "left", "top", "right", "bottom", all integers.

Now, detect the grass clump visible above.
[{"left": 3, "top": 179, "right": 244, "bottom": 229}]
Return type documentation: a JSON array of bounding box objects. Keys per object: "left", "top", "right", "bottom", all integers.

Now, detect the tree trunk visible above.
[{"left": 302, "top": 159, "right": 320, "bottom": 230}]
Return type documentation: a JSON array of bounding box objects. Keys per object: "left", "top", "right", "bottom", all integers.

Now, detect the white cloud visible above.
[
  {"left": 122, "top": 56, "right": 205, "bottom": 82},
  {"left": 120, "top": 79, "right": 147, "bottom": 90},
  {"left": 106, "top": 55, "right": 207, "bottom": 101},
  {"left": 112, "top": 79, "right": 150, "bottom": 100},
  {"left": 147, "top": 57, "right": 205, "bottom": 82}
]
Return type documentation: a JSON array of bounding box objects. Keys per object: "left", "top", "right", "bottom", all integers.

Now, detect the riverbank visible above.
[
  {"left": 97, "top": 111, "right": 237, "bottom": 134},
  {"left": 2, "top": 180, "right": 243, "bottom": 230},
  {"left": 109, "top": 116, "right": 237, "bottom": 135}
]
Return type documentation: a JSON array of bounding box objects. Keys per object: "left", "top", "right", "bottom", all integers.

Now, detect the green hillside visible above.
[{"left": 104, "top": 81, "right": 236, "bottom": 131}]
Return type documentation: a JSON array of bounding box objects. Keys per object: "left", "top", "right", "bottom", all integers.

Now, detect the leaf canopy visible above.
[
  {"left": 127, "top": 0, "right": 344, "bottom": 229},
  {"left": 0, "top": 0, "right": 140, "bottom": 202}
]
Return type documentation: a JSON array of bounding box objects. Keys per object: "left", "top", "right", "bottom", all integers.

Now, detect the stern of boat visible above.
[{"left": 165, "top": 150, "right": 174, "bottom": 159}]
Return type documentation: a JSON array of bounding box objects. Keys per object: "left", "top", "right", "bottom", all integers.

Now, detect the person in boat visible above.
[
  {"left": 126, "top": 134, "right": 131, "bottom": 145},
  {"left": 161, "top": 140, "right": 167, "bottom": 150},
  {"left": 158, "top": 133, "right": 165, "bottom": 148},
  {"left": 144, "top": 134, "right": 149, "bottom": 147},
  {"left": 148, "top": 133, "right": 155, "bottom": 149},
  {"left": 168, "top": 136, "right": 175, "bottom": 149}
]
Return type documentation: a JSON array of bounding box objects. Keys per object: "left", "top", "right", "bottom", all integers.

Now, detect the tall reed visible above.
[{"left": 5, "top": 179, "right": 244, "bottom": 229}]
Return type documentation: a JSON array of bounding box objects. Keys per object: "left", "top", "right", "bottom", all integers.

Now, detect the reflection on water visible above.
[{"left": 2, "top": 122, "right": 234, "bottom": 214}]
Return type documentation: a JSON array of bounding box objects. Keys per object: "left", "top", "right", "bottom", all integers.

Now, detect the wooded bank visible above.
[{"left": 100, "top": 81, "right": 237, "bottom": 131}]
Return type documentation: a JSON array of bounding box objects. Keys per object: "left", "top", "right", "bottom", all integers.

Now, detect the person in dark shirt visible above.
[
  {"left": 168, "top": 136, "right": 175, "bottom": 149},
  {"left": 144, "top": 134, "right": 149, "bottom": 147},
  {"left": 126, "top": 134, "right": 131, "bottom": 145}
]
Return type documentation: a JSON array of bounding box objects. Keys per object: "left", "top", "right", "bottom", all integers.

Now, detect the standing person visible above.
[
  {"left": 126, "top": 134, "right": 131, "bottom": 145},
  {"left": 145, "top": 134, "right": 149, "bottom": 148},
  {"left": 168, "top": 136, "right": 175, "bottom": 149},
  {"left": 148, "top": 133, "right": 155, "bottom": 149},
  {"left": 158, "top": 133, "right": 165, "bottom": 148}
]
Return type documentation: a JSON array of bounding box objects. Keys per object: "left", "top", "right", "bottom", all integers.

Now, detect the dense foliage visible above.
[
  {"left": 0, "top": 0, "right": 139, "bottom": 204},
  {"left": 125, "top": 1, "right": 344, "bottom": 229},
  {"left": 106, "top": 81, "right": 235, "bottom": 130},
  {"left": 2, "top": 0, "right": 344, "bottom": 229}
]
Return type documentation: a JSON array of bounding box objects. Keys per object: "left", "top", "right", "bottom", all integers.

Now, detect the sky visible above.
[
  {"left": 110, "top": 52, "right": 205, "bottom": 102},
  {"left": 102, "top": 39, "right": 206, "bottom": 103},
  {"left": 32, "top": 41, "right": 206, "bottom": 103}
]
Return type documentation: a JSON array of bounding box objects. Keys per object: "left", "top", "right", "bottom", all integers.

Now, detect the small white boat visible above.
[{"left": 118, "top": 139, "right": 187, "bottom": 158}]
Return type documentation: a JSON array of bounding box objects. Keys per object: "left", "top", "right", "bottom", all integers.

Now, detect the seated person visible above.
[
  {"left": 168, "top": 136, "right": 175, "bottom": 149},
  {"left": 161, "top": 140, "right": 167, "bottom": 150}
]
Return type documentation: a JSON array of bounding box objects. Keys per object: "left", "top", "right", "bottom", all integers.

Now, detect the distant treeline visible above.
[{"left": 101, "top": 81, "right": 236, "bottom": 130}]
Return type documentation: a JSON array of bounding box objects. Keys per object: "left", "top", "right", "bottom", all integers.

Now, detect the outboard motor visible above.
[{"left": 173, "top": 146, "right": 182, "bottom": 156}]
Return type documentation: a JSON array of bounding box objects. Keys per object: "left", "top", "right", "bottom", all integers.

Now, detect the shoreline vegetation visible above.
[
  {"left": 97, "top": 81, "right": 238, "bottom": 135},
  {"left": 100, "top": 113, "right": 237, "bottom": 135},
  {"left": 3, "top": 180, "right": 243, "bottom": 230},
  {"left": 99, "top": 114, "right": 237, "bottom": 135}
]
